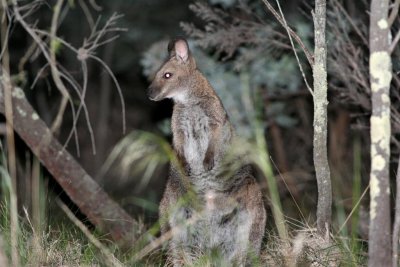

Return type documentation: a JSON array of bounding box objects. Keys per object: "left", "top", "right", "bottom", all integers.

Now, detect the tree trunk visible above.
[
  {"left": 393, "top": 157, "right": 400, "bottom": 267},
  {"left": 368, "top": 0, "right": 392, "bottom": 266},
  {"left": 313, "top": 0, "right": 332, "bottom": 236},
  {"left": 0, "top": 85, "right": 139, "bottom": 246}
]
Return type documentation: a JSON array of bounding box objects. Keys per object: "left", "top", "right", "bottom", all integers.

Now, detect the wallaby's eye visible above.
[{"left": 164, "top": 72, "right": 173, "bottom": 79}]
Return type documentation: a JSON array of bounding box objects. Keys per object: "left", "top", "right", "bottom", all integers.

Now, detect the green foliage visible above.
[{"left": 50, "top": 39, "right": 62, "bottom": 55}]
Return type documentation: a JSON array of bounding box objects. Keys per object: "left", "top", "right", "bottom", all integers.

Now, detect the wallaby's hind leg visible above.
[
  {"left": 235, "top": 176, "right": 266, "bottom": 264},
  {"left": 248, "top": 179, "right": 266, "bottom": 255},
  {"left": 159, "top": 177, "right": 194, "bottom": 266}
]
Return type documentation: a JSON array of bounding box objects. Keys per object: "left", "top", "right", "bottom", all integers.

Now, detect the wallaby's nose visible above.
[{"left": 147, "top": 85, "right": 157, "bottom": 101}]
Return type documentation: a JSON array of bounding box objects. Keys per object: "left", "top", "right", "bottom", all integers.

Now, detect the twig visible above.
[
  {"left": 49, "top": 0, "right": 71, "bottom": 135},
  {"left": 95, "top": 40, "right": 115, "bottom": 168},
  {"left": 0, "top": 84, "right": 139, "bottom": 245},
  {"left": 11, "top": 0, "right": 81, "bottom": 153},
  {"left": 33, "top": 14, "right": 127, "bottom": 135},
  {"left": 0, "top": 2, "right": 18, "bottom": 266},
  {"left": 272, "top": 0, "right": 314, "bottom": 97},
  {"left": 0, "top": 5, "right": 11, "bottom": 62},
  {"left": 332, "top": 0, "right": 368, "bottom": 46},
  {"left": 261, "top": 0, "right": 314, "bottom": 66},
  {"left": 78, "top": 0, "right": 95, "bottom": 30},
  {"left": 390, "top": 29, "right": 400, "bottom": 54},
  {"left": 89, "top": 0, "right": 102, "bottom": 11},
  {"left": 18, "top": 39, "right": 38, "bottom": 73},
  {"left": 58, "top": 63, "right": 96, "bottom": 155},
  {"left": 270, "top": 157, "right": 306, "bottom": 222},
  {"left": 389, "top": 0, "right": 400, "bottom": 26},
  {"left": 133, "top": 212, "right": 201, "bottom": 261},
  {"left": 133, "top": 228, "right": 174, "bottom": 261},
  {"left": 90, "top": 54, "right": 126, "bottom": 133},
  {"left": 337, "top": 184, "right": 370, "bottom": 233},
  {"left": 13, "top": 1, "right": 125, "bottom": 154},
  {"left": 23, "top": 206, "right": 42, "bottom": 264}
]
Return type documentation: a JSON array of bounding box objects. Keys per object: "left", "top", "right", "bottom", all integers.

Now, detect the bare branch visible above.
[
  {"left": 78, "top": 0, "right": 95, "bottom": 30},
  {"left": 90, "top": 55, "right": 126, "bottom": 133},
  {"left": 332, "top": 0, "right": 368, "bottom": 46},
  {"left": 261, "top": 0, "right": 314, "bottom": 66},
  {"left": 12, "top": 1, "right": 126, "bottom": 153},
  {"left": 389, "top": 0, "right": 400, "bottom": 26},
  {"left": 49, "top": 0, "right": 72, "bottom": 135},
  {"left": 88, "top": 0, "right": 102, "bottom": 11},
  {"left": 18, "top": 39, "right": 38, "bottom": 73},
  {"left": 390, "top": 28, "right": 400, "bottom": 53},
  {"left": 33, "top": 26, "right": 127, "bottom": 136},
  {"left": 273, "top": 0, "right": 314, "bottom": 97},
  {"left": 10, "top": 0, "right": 81, "bottom": 153},
  {"left": 0, "top": 84, "right": 139, "bottom": 245}
]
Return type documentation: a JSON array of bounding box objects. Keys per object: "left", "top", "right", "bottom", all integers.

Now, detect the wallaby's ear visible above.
[{"left": 168, "top": 38, "right": 190, "bottom": 63}]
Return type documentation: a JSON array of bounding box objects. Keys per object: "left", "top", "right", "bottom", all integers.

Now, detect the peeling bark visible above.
[
  {"left": 0, "top": 85, "right": 139, "bottom": 246},
  {"left": 313, "top": 0, "right": 332, "bottom": 236},
  {"left": 368, "top": 0, "right": 392, "bottom": 266}
]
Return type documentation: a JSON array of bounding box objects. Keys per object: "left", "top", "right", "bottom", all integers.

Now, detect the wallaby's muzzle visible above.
[{"left": 147, "top": 85, "right": 162, "bottom": 101}]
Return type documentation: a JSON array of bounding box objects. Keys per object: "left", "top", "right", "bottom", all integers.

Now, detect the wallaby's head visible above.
[{"left": 148, "top": 38, "right": 196, "bottom": 102}]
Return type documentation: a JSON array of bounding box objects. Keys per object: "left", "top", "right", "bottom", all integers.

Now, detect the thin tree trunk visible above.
[
  {"left": 368, "top": 0, "right": 392, "bottom": 266},
  {"left": 393, "top": 157, "right": 400, "bottom": 267},
  {"left": 313, "top": 0, "right": 332, "bottom": 237},
  {"left": 0, "top": 85, "right": 139, "bottom": 246}
]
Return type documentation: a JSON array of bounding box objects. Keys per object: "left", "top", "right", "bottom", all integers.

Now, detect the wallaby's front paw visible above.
[{"left": 203, "top": 152, "right": 215, "bottom": 171}]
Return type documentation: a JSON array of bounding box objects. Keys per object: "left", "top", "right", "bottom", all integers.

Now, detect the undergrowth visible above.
[{"left": 0, "top": 165, "right": 368, "bottom": 267}]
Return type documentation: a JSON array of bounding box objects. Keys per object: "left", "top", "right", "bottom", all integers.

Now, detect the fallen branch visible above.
[{"left": 0, "top": 85, "right": 139, "bottom": 246}]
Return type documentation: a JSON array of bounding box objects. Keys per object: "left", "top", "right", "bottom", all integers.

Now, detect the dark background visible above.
[{"left": 7, "top": 0, "right": 394, "bottom": 239}]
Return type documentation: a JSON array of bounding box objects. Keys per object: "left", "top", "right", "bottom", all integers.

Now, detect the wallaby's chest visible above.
[{"left": 173, "top": 105, "right": 210, "bottom": 171}]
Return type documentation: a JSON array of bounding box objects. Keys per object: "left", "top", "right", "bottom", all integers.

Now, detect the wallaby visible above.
[{"left": 148, "top": 38, "right": 266, "bottom": 266}]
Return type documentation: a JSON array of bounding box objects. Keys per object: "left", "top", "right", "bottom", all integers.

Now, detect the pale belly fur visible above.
[{"left": 178, "top": 106, "right": 210, "bottom": 174}]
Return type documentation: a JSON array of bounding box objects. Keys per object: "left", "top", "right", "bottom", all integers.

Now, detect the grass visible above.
[
  {"left": 0, "top": 131, "right": 369, "bottom": 266},
  {"left": 0, "top": 202, "right": 100, "bottom": 266},
  {"left": 0, "top": 194, "right": 368, "bottom": 266}
]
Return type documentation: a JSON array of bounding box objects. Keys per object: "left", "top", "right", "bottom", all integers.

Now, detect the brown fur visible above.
[{"left": 148, "top": 38, "right": 266, "bottom": 266}]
